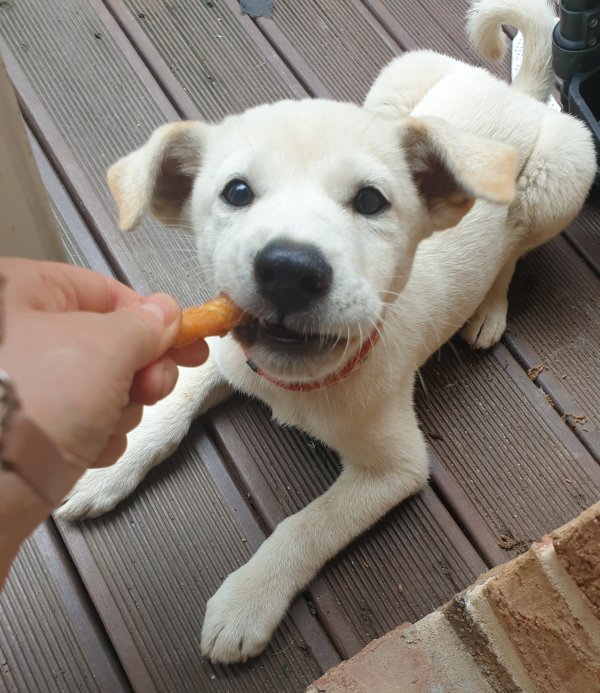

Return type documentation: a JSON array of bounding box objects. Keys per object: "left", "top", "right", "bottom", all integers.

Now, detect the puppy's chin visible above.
[{"left": 233, "top": 321, "right": 359, "bottom": 383}]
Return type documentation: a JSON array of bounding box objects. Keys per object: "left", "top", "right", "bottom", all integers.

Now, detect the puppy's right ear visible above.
[{"left": 107, "top": 121, "right": 208, "bottom": 231}]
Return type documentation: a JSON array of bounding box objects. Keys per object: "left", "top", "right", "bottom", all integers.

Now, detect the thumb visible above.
[{"left": 101, "top": 293, "right": 182, "bottom": 374}]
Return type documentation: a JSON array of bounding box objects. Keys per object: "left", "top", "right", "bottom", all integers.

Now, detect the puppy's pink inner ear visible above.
[
  {"left": 404, "top": 129, "right": 474, "bottom": 233},
  {"left": 150, "top": 155, "right": 196, "bottom": 221},
  {"left": 401, "top": 117, "right": 517, "bottom": 234},
  {"left": 107, "top": 120, "right": 207, "bottom": 232},
  {"left": 412, "top": 152, "right": 473, "bottom": 212}
]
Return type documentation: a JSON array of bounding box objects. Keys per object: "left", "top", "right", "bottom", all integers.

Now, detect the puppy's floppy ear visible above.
[
  {"left": 107, "top": 120, "right": 208, "bottom": 231},
  {"left": 402, "top": 116, "right": 518, "bottom": 234}
]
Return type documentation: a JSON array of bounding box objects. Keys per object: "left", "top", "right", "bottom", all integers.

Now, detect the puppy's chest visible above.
[
  {"left": 266, "top": 371, "right": 393, "bottom": 448},
  {"left": 268, "top": 392, "right": 329, "bottom": 430},
  {"left": 265, "top": 386, "right": 361, "bottom": 447}
]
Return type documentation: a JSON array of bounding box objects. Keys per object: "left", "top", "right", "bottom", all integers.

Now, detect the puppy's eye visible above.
[
  {"left": 221, "top": 179, "right": 254, "bottom": 207},
  {"left": 353, "top": 186, "right": 389, "bottom": 216}
]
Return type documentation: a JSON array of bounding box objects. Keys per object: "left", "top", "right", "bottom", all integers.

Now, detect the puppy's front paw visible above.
[
  {"left": 55, "top": 465, "right": 139, "bottom": 521},
  {"left": 460, "top": 297, "right": 508, "bottom": 350},
  {"left": 201, "top": 567, "right": 285, "bottom": 664}
]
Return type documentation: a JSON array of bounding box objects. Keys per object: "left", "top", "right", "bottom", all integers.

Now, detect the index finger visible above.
[{"left": 1, "top": 257, "right": 151, "bottom": 313}]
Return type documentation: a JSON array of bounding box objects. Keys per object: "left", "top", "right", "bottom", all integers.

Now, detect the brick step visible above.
[{"left": 309, "top": 503, "right": 600, "bottom": 692}]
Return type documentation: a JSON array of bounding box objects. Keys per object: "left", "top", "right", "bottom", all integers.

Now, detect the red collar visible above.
[{"left": 246, "top": 327, "right": 380, "bottom": 392}]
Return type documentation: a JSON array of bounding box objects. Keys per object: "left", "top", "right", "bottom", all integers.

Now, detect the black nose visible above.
[{"left": 254, "top": 239, "right": 333, "bottom": 316}]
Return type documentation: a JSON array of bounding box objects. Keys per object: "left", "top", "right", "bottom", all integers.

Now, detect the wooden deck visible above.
[{"left": 1, "top": 0, "right": 600, "bottom": 690}]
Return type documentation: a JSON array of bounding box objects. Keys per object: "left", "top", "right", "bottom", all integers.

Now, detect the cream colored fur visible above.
[{"left": 56, "top": 0, "right": 596, "bottom": 665}]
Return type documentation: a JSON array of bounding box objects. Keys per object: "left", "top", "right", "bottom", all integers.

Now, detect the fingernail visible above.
[{"left": 141, "top": 294, "right": 179, "bottom": 326}]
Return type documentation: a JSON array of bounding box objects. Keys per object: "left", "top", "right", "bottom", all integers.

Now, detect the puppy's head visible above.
[{"left": 108, "top": 100, "right": 516, "bottom": 383}]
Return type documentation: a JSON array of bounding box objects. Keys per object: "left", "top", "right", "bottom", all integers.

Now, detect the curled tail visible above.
[{"left": 467, "top": 0, "right": 556, "bottom": 101}]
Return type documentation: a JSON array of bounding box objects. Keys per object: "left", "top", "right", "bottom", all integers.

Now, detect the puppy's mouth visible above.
[{"left": 234, "top": 317, "right": 345, "bottom": 355}]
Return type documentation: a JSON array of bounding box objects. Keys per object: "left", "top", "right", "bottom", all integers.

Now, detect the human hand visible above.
[{"left": 0, "top": 258, "right": 208, "bottom": 486}]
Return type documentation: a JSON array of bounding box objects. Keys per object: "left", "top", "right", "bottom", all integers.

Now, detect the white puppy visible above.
[{"left": 57, "top": 0, "right": 596, "bottom": 664}]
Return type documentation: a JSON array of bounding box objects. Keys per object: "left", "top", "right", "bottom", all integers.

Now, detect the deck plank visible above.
[
  {"left": 57, "top": 430, "right": 330, "bottom": 691},
  {"left": 0, "top": 523, "right": 129, "bottom": 693},
  {"left": 253, "top": 0, "right": 509, "bottom": 105},
  {"left": 27, "top": 130, "right": 114, "bottom": 277},
  {"left": 110, "top": 0, "right": 304, "bottom": 119},
  {"left": 367, "top": 0, "right": 512, "bottom": 76},
  {"left": 416, "top": 340, "right": 600, "bottom": 555},
  {"left": 565, "top": 197, "right": 600, "bottom": 276},
  {"left": 507, "top": 237, "right": 600, "bottom": 456},
  {"left": 261, "top": 0, "right": 399, "bottom": 101}
]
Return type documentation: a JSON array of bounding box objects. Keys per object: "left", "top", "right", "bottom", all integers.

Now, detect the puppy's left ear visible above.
[
  {"left": 107, "top": 120, "right": 208, "bottom": 231},
  {"left": 402, "top": 116, "right": 518, "bottom": 234}
]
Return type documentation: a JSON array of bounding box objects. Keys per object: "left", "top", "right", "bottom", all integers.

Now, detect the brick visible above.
[
  {"left": 307, "top": 613, "right": 495, "bottom": 693},
  {"left": 553, "top": 501, "right": 600, "bottom": 620},
  {"left": 442, "top": 593, "right": 520, "bottom": 692},
  {"left": 483, "top": 548, "right": 600, "bottom": 691},
  {"left": 307, "top": 623, "right": 455, "bottom": 693},
  {"left": 534, "top": 538, "right": 600, "bottom": 652},
  {"left": 308, "top": 504, "right": 600, "bottom": 693},
  {"left": 412, "top": 611, "right": 495, "bottom": 692}
]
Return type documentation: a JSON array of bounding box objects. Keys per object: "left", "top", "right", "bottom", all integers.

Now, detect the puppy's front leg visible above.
[
  {"left": 201, "top": 400, "right": 429, "bottom": 664},
  {"left": 460, "top": 255, "right": 518, "bottom": 350}
]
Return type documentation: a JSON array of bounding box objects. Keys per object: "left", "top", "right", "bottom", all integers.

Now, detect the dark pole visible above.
[{"left": 552, "top": 0, "right": 600, "bottom": 106}]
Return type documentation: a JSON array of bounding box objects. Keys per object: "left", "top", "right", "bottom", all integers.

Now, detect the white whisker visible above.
[
  {"left": 365, "top": 314, "right": 393, "bottom": 380},
  {"left": 417, "top": 369, "right": 428, "bottom": 396},
  {"left": 339, "top": 324, "right": 352, "bottom": 366}
]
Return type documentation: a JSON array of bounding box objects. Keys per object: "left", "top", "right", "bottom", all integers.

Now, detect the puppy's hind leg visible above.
[
  {"left": 462, "top": 112, "right": 596, "bottom": 350},
  {"left": 364, "top": 50, "right": 463, "bottom": 118},
  {"left": 56, "top": 351, "right": 231, "bottom": 520}
]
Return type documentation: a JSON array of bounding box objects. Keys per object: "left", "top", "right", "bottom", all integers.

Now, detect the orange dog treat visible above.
[{"left": 174, "top": 296, "right": 246, "bottom": 347}]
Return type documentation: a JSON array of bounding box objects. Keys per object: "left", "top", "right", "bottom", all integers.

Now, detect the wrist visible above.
[
  {"left": 0, "top": 369, "right": 68, "bottom": 507},
  {"left": 0, "top": 465, "right": 51, "bottom": 539}
]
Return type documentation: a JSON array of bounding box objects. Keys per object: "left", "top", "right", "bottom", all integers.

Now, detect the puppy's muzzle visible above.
[
  {"left": 235, "top": 238, "right": 339, "bottom": 359},
  {"left": 254, "top": 238, "right": 332, "bottom": 317}
]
